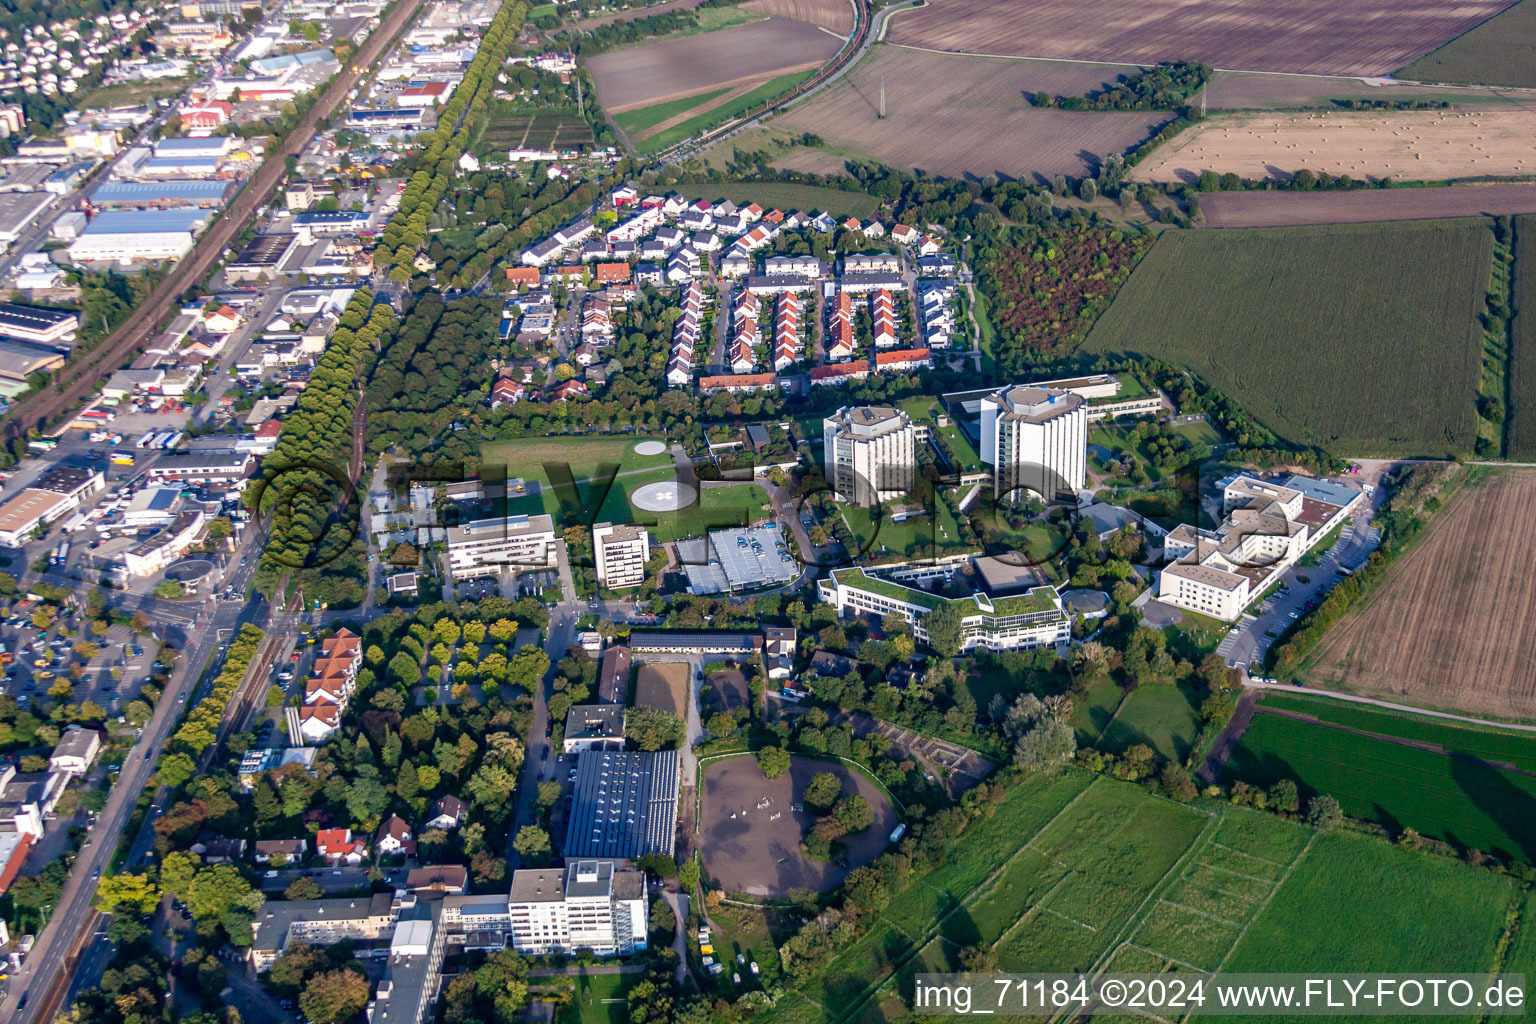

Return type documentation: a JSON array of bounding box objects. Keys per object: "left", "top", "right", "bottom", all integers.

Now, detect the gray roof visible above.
[
  {"left": 508, "top": 867, "right": 565, "bottom": 904},
  {"left": 628, "top": 631, "right": 757, "bottom": 652},
  {"left": 565, "top": 704, "right": 625, "bottom": 743},
  {"left": 94, "top": 180, "right": 231, "bottom": 203},
  {"left": 82, "top": 208, "right": 208, "bottom": 235},
  {"left": 1281, "top": 474, "right": 1361, "bottom": 509},
  {"left": 563, "top": 749, "right": 679, "bottom": 859}
]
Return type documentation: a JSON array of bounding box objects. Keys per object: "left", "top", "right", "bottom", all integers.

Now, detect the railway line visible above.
[{"left": 0, "top": 0, "right": 429, "bottom": 443}]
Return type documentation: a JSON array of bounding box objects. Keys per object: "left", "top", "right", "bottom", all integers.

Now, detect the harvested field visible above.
[
  {"left": 1082, "top": 219, "right": 1491, "bottom": 456},
  {"left": 883, "top": 0, "right": 1520, "bottom": 76},
  {"left": 1205, "top": 70, "right": 1515, "bottom": 110},
  {"left": 743, "top": 0, "right": 852, "bottom": 33},
  {"left": 768, "top": 47, "right": 1172, "bottom": 180},
  {"left": 1202, "top": 183, "right": 1536, "bottom": 227},
  {"left": 700, "top": 754, "right": 898, "bottom": 895},
  {"left": 1131, "top": 109, "right": 1536, "bottom": 184},
  {"left": 1398, "top": 0, "right": 1536, "bottom": 88},
  {"left": 1305, "top": 471, "right": 1536, "bottom": 719},
  {"left": 587, "top": 17, "right": 841, "bottom": 113}
]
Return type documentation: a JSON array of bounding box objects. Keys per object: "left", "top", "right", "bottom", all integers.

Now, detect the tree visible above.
[
  {"left": 285, "top": 876, "right": 323, "bottom": 900},
  {"left": 626, "top": 708, "right": 684, "bottom": 751},
  {"left": 299, "top": 969, "right": 370, "bottom": 1024},
  {"left": 187, "top": 863, "right": 263, "bottom": 923},
  {"left": 513, "top": 825, "right": 551, "bottom": 863},
  {"left": 536, "top": 780, "right": 562, "bottom": 808},
  {"left": 924, "top": 602, "right": 964, "bottom": 659},
  {"left": 649, "top": 897, "right": 676, "bottom": 938},
  {"left": 1158, "top": 763, "right": 1197, "bottom": 802},
  {"left": 153, "top": 579, "right": 185, "bottom": 599},
  {"left": 678, "top": 860, "right": 700, "bottom": 892},
  {"left": 803, "top": 772, "right": 841, "bottom": 814},
  {"left": 757, "top": 745, "right": 791, "bottom": 780},
  {"left": 833, "top": 794, "right": 874, "bottom": 834},
  {"left": 1306, "top": 794, "right": 1343, "bottom": 830},
  {"left": 95, "top": 873, "right": 160, "bottom": 915},
  {"left": 1014, "top": 719, "right": 1076, "bottom": 774},
  {"left": 1269, "top": 778, "right": 1300, "bottom": 814}
]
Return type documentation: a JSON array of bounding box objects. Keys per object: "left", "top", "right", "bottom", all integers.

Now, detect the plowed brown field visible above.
[
  {"left": 742, "top": 0, "right": 852, "bottom": 33},
  {"left": 1307, "top": 471, "right": 1536, "bottom": 719},
  {"left": 884, "top": 0, "right": 1519, "bottom": 76}
]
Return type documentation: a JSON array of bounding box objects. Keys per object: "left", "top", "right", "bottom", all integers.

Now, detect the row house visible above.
[
  {"left": 731, "top": 291, "right": 760, "bottom": 373},
  {"left": 809, "top": 359, "right": 869, "bottom": 385},
  {"left": 828, "top": 292, "right": 855, "bottom": 361},
  {"left": 666, "top": 246, "right": 701, "bottom": 283},
  {"left": 764, "top": 254, "right": 824, "bottom": 278},
  {"left": 667, "top": 281, "right": 705, "bottom": 387},
  {"left": 875, "top": 347, "right": 932, "bottom": 373},
  {"left": 773, "top": 292, "right": 802, "bottom": 371},
  {"left": 581, "top": 297, "right": 612, "bottom": 341},
  {"left": 607, "top": 207, "right": 662, "bottom": 242},
  {"left": 698, "top": 372, "right": 778, "bottom": 395},
  {"left": 290, "top": 628, "right": 362, "bottom": 744},
  {"left": 843, "top": 252, "right": 900, "bottom": 274},
  {"left": 873, "top": 289, "right": 898, "bottom": 348},
  {"left": 611, "top": 185, "right": 639, "bottom": 207},
  {"left": 921, "top": 283, "right": 956, "bottom": 348}
]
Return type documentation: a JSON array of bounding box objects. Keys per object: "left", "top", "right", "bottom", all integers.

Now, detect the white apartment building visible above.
[
  {"left": 1156, "top": 474, "right": 1364, "bottom": 621},
  {"left": 119, "top": 509, "right": 205, "bottom": 577},
  {"left": 818, "top": 568, "right": 1071, "bottom": 653},
  {"left": 980, "top": 384, "right": 1087, "bottom": 502},
  {"left": 823, "top": 406, "right": 916, "bottom": 508},
  {"left": 593, "top": 522, "right": 649, "bottom": 590},
  {"left": 507, "top": 860, "right": 647, "bottom": 957},
  {"left": 446, "top": 513, "right": 557, "bottom": 581}
]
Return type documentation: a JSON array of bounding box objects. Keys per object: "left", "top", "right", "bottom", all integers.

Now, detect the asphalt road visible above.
[
  {"left": 8, "top": 524, "right": 270, "bottom": 1024},
  {"left": 506, "top": 601, "right": 576, "bottom": 869}
]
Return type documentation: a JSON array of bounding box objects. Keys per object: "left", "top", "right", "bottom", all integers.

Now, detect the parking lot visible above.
[{"left": 0, "top": 610, "right": 161, "bottom": 718}]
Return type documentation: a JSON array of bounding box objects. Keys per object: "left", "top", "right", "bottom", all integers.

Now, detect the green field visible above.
[
  {"left": 1069, "top": 674, "right": 1125, "bottom": 746},
  {"left": 759, "top": 764, "right": 1536, "bottom": 1024},
  {"left": 1397, "top": 0, "right": 1536, "bottom": 88},
  {"left": 1082, "top": 220, "right": 1492, "bottom": 457},
  {"left": 1222, "top": 708, "right": 1536, "bottom": 862},
  {"left": 1256, "top": 692, "right": 1536, "bottom": 771},
  {"left": 614, "top": 87, "right": 732, "bottom": 134},
  {"left": 637, "top": 70, "right": 813, "bottom": 154},
  {"left": 558, "top": 973, "right": 638, "bottom": 1024},
  {"left": 841, "top": 500, "right": 969, "bottom": 561},
  {"left": 1098, "top": 682, "right": 1204, "bottom": 762},
  {"left": 1174, "top": 418, "right": 1222, "bottom": 446},
  {"left": 1509, "top": 216, "right": 1536, "bottom": 458},
  {"left": 528, "top": 3, "right": 558, "bottom": 17},
  {"left": 704, "top": 181, "right": 881, "bottom": 219}
]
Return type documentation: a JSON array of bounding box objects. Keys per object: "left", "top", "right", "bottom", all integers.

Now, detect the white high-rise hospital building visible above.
[{"left": 980, "top": 385, "right": 1087, "bottom": 501}]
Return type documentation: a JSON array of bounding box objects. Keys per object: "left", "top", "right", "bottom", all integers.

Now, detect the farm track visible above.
[
  {"left": 1307, "top": 471, "right": 1536, "bottom": 718},
  {"left": 0, "top": 0, "right": 429, "bottom": 442}
]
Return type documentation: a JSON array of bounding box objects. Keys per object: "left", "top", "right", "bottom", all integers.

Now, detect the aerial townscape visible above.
[{"left": 0, "top": 0, "right": 1526, "bottom": 1022}]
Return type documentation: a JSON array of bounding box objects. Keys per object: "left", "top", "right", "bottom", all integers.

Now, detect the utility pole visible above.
[{"left": 879, "top": 74, "right": 885, "bottom": 118}]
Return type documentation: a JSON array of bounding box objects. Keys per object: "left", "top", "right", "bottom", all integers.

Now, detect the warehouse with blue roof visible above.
[
  {"left": 93, "top": 180, "right": 234, "bottom": 209},
  {"left": 67, "top": 208, "right": 210, "bottom": 264}
]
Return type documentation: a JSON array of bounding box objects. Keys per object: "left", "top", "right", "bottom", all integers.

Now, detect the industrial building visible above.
[
  {"left": 564, "top": 749, "right": 680, "bottom": 859},
  {"left": 0, "top": 191, "right": 53, "bottom": 244},
  {"left": 0, "top": 303, "right": 78, "bottom": 348},
  {"left": 67, "top": 208, "right": 209, "bottom": 264},
  {"left": 91, "top": 180, "right": 233, "bottom": 210}
]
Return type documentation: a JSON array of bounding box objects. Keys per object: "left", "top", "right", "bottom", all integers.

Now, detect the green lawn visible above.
[
  {"left": 614, "top": 87, "right": 732, "bottom": 134},
  {"left": 1174, "top": 419, "right": 1222, "bottom": 446},
  {"left": 558, "top": 973, "right": 638, "bottom": 1024},
  {"left": 637, "top": 71, "right": 813, "bottom": 154},
  {"left": 1097, "top": 682, "right": 1204, "bottom": 762},
  {"left": 1068, "top": 673, "right": 1124, "bottom": 746},
  {"left": 480, "top": 435, "right": 674, "bottom": 486},
  {"left": 1083, "top": 219, "right": 1492, "bottom": 457},
  {"left": 591, "top": 468, "right": 773, "bottom": 542},
  {"left": 528, "top": 3, "right": 558, "bottom": 17},
  {"left": 841, "top": 500, "right": 969, "bottom": 561}
]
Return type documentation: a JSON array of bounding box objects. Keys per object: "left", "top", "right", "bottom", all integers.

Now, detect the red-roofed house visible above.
[
  {"left": 698, "top": 372, "right": 777, "bottom": 394},
  {"left": 316, "top": 828, "right": 368, "bottom": 865},
  {"left": 809, "top": 359, "right": 869, "bottom": 385},
  {"left": 550, "top": 379, "right": 589, "bottom": 401},
  {"left": 296, "top": 703, "right": 341, "bottom": 743},
  {"left": 506, "top": 267, "right": 540, "bottom": 288},
  {"left": 876, "top": 347, "right": 931, "bottom": 372},
  {"left": 491, "top": 377, "right": 525, "bottom": 408},
  {"left": 593, "top": 262, "right": 630, "bottom": 285},
  {"left": 891, "top": 224, "right": 919, "bottom": 245}
]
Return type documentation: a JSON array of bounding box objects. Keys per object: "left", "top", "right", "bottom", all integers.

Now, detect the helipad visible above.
[
  {"left": 634, "top": 440, "right": 667, "bottom": 456},
  {"left": 631, "top": 479, "right": 697, "bottom": 513}
]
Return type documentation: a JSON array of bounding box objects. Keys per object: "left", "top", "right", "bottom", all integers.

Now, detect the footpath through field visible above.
[{"left": 1243, "top": 678, "right": 1536, "bottom": 734}]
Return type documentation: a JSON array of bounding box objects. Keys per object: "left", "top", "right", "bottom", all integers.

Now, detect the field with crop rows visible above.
[
  {"left": 1202, "top": 184, "right": 1536, "bottom": 229},
  {"left": 1082, "top": 219, "right": 1491, "bottom": 456},
  {"left": 1398, "top": 0, "right": 1536, "bottom": 87},
  {"left": 1258, "top": 692, "right": 1536, "bottom": 770},
  {"left": 1222, "top": 709, "right": 1536, "bottom": 860},
  {"left": 1509, "top": 216, "right": 1536, "bottom": 458},
  {"left": 475, "top": 111, "right": 594, "bottom": 154},
  {"left": 883, "top": 0, "right": 1517, "bottom": 76},
  {"left": 1304, "top": 471, "right": 1536, "bottom": 716}
]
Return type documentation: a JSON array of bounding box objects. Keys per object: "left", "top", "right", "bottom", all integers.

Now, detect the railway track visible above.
[
  {"left": 655, "top": 0, "right": 873, "bottom": 163},
  {"left": 0, "top": 0, "right": 429, "bottom": 442}
]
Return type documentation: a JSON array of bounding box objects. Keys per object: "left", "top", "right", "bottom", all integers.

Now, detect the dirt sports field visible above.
[
  {"left": 768, "top": 47, "right": 1172, "bottom": 180},
  {"left": 884, "top": 0, "right": 1518, "bottom": 76},
  {"left": 586, "top": 17, "right": 841, "bottom": 113},
  {"left": 700, "top": 754, "right": 898, "bottom": 896},
  {"left": 742, "top": 0, "right": 851, "bottom": 33},
  {"left": 1130, "top": 109, "right": 1536, "bottom": 184},
  {"left": 1202, "top": 183, "right": 1536, "bottom": 227},
  {"left": 1306, "top": 471, "right": 1536, "bottom": 719}
]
